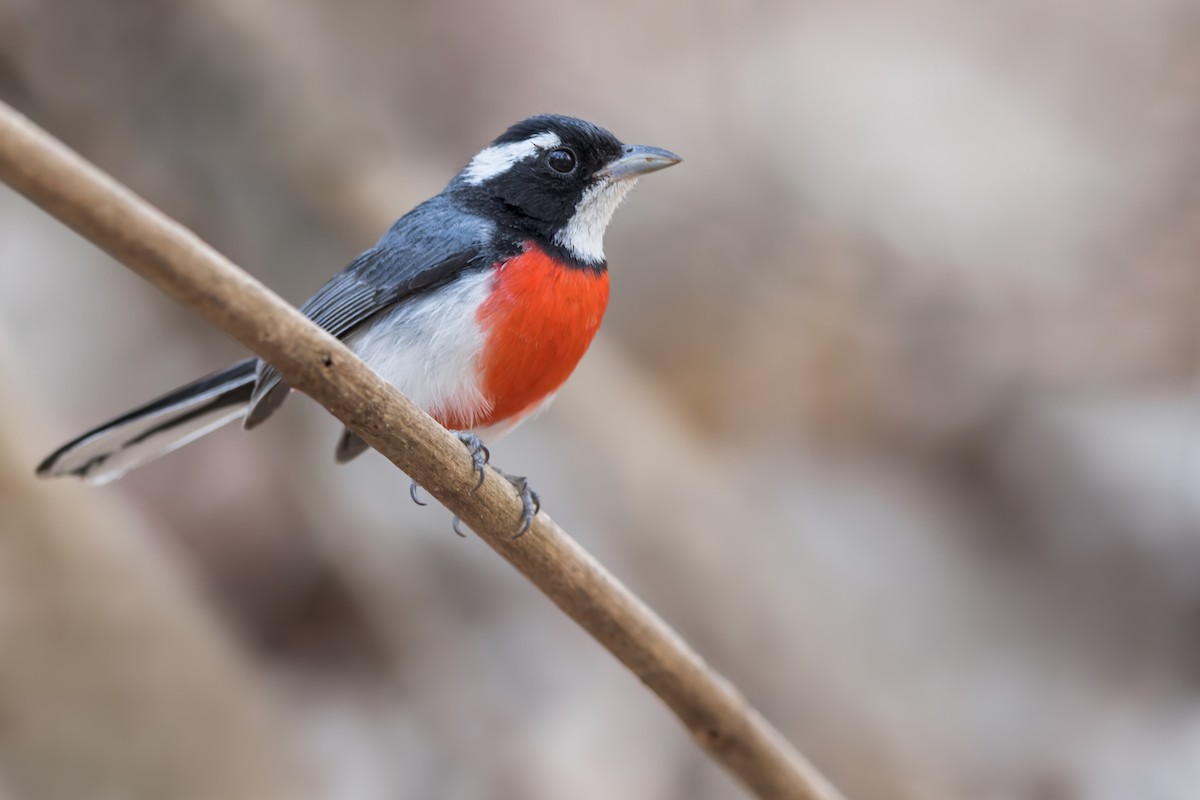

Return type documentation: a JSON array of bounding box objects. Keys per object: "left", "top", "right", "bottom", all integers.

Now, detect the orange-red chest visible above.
[{"left": 466, "top": 244, "right": 609, "bottom": 428}]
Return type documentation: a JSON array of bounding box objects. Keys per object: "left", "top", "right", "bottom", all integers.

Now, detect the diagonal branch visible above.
[{"left": 0, "top": 100, "right": 846, "bottom": 800}]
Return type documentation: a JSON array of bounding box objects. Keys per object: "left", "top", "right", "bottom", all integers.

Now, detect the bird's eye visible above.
[{"left": 546, "top": 148, "right": 577, "bottom": 174}]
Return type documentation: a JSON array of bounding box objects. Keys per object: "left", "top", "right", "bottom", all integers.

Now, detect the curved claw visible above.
[
  {"left": 517, "top": 488, "right": 542, "bottom": 538},
  {"left": 453, "top": 431, "right": 491, "bottom": 491},
  {"left": 451, "top": 516, "right": 468, "bottom": 538},
  {"left": 497, "top": 470, "right": 541, "bottom": 539},
  {"left": 409, "top": 480, "right": 428, "bottom": 507}
]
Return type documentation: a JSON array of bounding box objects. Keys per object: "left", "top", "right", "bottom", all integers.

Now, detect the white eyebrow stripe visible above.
[{"left": 463, "top": 132, "right": 561, "bottom": 185}]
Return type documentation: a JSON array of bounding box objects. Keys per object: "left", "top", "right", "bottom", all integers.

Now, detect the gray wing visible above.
[{"left": 244, "top": 196, "right": 493, "bottom": 428}]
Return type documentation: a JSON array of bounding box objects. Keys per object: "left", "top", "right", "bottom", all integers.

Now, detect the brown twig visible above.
[{"left": 0, "top": 100, "right": 846, "bottom": 800}]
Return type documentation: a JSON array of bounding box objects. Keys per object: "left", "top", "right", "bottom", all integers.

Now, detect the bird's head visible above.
[{"left": 454, "top": 114, "right": 681, "bottom": 267}]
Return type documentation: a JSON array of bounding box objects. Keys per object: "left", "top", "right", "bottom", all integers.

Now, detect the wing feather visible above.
[{"left": 245, "top": 195, "right": 494, "bottom": 427}]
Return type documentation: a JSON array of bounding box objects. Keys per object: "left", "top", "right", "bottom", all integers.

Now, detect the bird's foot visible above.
[
  {"left": 450, "top": 468, "right": 542, "bottom": 540},
  {"left": 455, "top": 431, "right": 490, "bottom": 490},
  {"left": 410, "top": 432, "right": 491, "bottom": 528},
  {"left": 411, "top": 432, "right": 539, "bottom": 539},
  {"left": 497, "top": 469, "right": 541, "bottom": 539}
]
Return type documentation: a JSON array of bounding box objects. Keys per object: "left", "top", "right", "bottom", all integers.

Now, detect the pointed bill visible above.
[{"left": 598, "top": 145, "right": 682, "bottom": 180}]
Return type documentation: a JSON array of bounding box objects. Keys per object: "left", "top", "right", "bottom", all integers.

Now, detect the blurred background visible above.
[{"left": 1, "top": 0, "right": 1199, "bottom": 798}]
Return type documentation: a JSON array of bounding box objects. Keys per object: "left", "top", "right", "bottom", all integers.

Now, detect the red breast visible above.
[{"left": 441, "top": 243, "right": 608, "bottom": 430}]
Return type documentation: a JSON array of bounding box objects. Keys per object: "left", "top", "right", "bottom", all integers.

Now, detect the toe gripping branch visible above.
[
  {"left": 408, "top": 431, "right": 488, "bottom": 510},
  {"left": 496, "top": 470, "right": 541, "bottom": 538},
  {"left": 409, "top": 432, "right": 540, "bottom": 539},
  {"left": 455, "top": 432, "right": 491, "bottom": 490}
]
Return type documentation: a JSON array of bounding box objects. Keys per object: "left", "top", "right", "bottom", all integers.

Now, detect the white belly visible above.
[{"left": 343, "top": 269, "right": 494, "bottom": 428}]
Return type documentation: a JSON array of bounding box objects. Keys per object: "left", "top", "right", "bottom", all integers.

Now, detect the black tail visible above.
[{"left": 37, "top": 358, "right": 258, "bottom": 483}]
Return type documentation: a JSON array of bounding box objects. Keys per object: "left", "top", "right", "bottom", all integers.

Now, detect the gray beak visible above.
[{"left": 600, "top": 144, "right": 682, "bottom": 180}]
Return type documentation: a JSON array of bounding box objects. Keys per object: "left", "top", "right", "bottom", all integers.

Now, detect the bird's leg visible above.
[{"left": 409, "top": 431, "right": 489, "bottom": 516}]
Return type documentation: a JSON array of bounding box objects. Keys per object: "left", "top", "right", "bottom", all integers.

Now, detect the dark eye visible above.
[{"left": 546, "top": 148, "right": 577, "bottom": 174}]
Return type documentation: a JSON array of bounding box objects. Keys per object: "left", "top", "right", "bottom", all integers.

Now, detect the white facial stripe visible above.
[
  {"left": 464, "top": 132, "right": 561, "bottom": 185},
  {"left": 553, "top": 177, "right": 638, "bottom": 264}
]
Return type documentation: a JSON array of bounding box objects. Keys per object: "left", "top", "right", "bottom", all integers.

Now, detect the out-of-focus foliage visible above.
[{"left": 2, "top": 1, "right": 1200, "bottom": 798}]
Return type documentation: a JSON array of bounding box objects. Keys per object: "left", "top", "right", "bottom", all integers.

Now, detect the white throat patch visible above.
[
  {"left": 464, "top": 132, "right": 561, "bottom": 185},
  {"left": 553, "top": 178, "right": 637, "bottom": 264}
]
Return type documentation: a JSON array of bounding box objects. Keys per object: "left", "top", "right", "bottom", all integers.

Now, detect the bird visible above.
[{"left": 36, "top": 114, "right": 681, "bottom": 535}]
